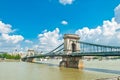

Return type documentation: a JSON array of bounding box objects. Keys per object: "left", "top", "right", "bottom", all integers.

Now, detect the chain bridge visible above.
[
  {"left": 22, "top": 34, "right": 120, "bottom": 68},
  {"left": 40, "top": 41, "right": 120, "bottom": 57}
]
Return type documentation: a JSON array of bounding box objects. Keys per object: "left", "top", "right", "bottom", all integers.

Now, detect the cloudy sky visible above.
[{"left": 0, "top": 0, "right": 120, "bottom": 53}]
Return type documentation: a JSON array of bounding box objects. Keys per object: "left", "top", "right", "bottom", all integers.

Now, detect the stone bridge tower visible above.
[
  {"left": 59, "top": 34, "right": 83, "bottom": 69},
  {"left": 64, "top": 34, "right": 80, "bottom": 54}
]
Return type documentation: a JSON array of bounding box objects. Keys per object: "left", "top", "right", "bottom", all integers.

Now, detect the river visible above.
[{"left": 0, "top": 59, "right": 119, "bottom": 80}]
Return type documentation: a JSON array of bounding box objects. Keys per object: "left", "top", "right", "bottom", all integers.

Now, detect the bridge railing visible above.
[{"left": 79, "top": 41, "right": 120, "bottom": 54}]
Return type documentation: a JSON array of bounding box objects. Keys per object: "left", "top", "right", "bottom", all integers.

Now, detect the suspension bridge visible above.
[{"left": 22, "top": 34, "right": 120, "bottom": 68}]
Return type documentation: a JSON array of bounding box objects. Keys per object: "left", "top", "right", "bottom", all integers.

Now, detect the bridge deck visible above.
[{"left": 25, "top": 51, "right": 120, "bottom": 58}]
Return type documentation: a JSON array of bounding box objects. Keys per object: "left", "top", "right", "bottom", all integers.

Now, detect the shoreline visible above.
[{"left": 0, "top": 59, "right": 21, "bottom": 62}]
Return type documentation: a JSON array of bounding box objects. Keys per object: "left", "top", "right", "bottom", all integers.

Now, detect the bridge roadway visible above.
[{"left": 25, "top": 51, "right": 120, "bottom": 59}]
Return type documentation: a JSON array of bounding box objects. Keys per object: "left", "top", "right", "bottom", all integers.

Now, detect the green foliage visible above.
[
  {"left": 118, "top": 56, "right": 120, "bottom": 58},
  {"left": 0, "top": 53, "right": 21, "bottom": 59},
  {"left": 14, "top": 54, "right": 21, "bottom": 59},
  {"left": 93, "top": 56, "right": 102, "bottom": 59}
]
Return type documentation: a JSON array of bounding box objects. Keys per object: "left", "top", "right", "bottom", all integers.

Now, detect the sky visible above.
[{"left": 0, "top": 0, "right": 120, "bottom": 53}]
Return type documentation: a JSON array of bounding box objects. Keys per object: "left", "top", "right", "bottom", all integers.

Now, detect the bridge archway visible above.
[
  {"left": 72, "top": 42, "right": 76, "bottom": 52},
  {"left": 59, "top": 61, "right": 68, "bottom": 67}
]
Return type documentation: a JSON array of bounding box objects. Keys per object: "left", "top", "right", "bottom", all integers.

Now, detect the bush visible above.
[{"left": 0, "top": 53, "right": 21, "bottom": 59}]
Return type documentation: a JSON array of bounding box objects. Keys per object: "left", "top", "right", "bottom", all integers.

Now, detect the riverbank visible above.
[
  {"left": 0, "top": 59, "right": 20, "bottom": 62},
  {"left": 97, "top": 76, "right": 120, "bottom": 80}
]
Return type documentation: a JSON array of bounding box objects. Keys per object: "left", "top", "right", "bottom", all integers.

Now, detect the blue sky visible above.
[
  {"left": 0, "top": 0, "right": 119, "bottom": 38},
  {"left": 0, "top": 0, "right": 120, "bottom": 53}
]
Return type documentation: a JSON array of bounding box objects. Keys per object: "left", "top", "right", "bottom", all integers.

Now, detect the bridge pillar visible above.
[
  {"left": 59, "top": 34, "right": 83, "bottom": 68},
  {"left": 59, "top": 56, "right": 84, "bottom": 68},
  {"left": 26, "top": 58, "right": 34, "bottom": 62}
]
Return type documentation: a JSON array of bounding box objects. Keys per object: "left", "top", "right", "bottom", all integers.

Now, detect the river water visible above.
[{"left": 0, "top": 60, "right": 119, "bottom": 80}]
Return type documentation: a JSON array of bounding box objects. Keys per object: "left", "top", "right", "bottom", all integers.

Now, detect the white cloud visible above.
[
  {"left": 114, "top": 4, "right": 120, "bottom": 23},
  {"left": 2, "top": 34, "right": 24, "bottom": 43},
  {"left": 38, "top": 28, "right": 63, "bottom": 52},
  {"left": 25, "top": 40, "right": 33, "bottom": 44},
  {"left": 0, "top": 21, "right": 15, "bottom": 34},
  {"left": 59, "top": 0, "right": 74, "bottom": 5},
  {"left": 0, "top": 21, "right": 24, "bottom": 44},
  {"left": 75, "top": 18, "right": 120, "bottom": 46},
  {"left": 0, "top": 21, "right": 24, "bottom": 52},
  {"left": 61, "top": 20, "right": 68, "bottom": 25}
]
